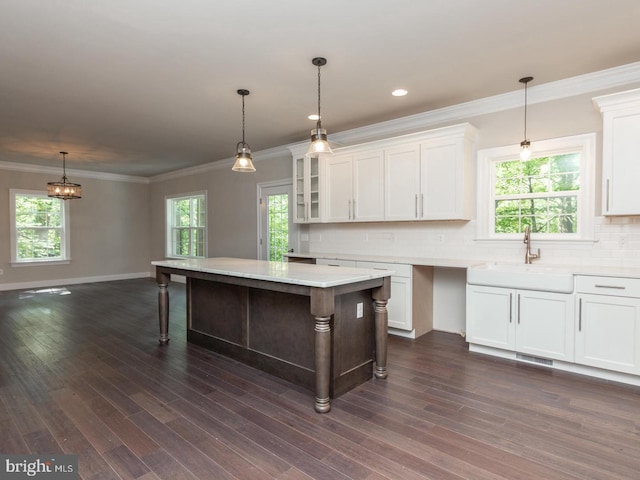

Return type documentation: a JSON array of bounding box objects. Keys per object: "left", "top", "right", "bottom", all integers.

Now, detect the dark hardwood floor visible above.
[{"left": 1, "top": 278, "right": 639, "bottom": 480}]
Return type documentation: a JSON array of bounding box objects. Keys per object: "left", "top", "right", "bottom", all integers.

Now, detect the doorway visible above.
[{"left": 258, "top": 180, "right": 299, "bottom": 261}]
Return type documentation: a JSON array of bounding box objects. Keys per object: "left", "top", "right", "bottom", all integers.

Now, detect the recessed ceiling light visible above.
[
  {"left": 308, "top": 114, "right": 320, "bottom": 120},
  {"left": 392, "top": 89, "right": 408, "bottom": 97}
]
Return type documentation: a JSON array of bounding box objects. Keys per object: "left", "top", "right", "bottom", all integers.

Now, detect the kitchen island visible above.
[{"left": 151, "top": 257, "right": 391, "bottom": 413}]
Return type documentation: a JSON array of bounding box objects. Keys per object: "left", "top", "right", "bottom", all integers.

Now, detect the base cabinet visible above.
[
  {"left": 316, "top": 259, "right": 432, "bottom": 338},
  {"left": 466, "top": 285, "right": 574, "bottom": 362},
  {"left": 575, "top": 276, "right": 640, "bottom": 375}
]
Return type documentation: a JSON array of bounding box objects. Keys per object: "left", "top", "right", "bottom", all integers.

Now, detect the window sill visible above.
[
  {"left": 474, "top": 238, "right": 598, "bottom": 246},
  {"left": 11, "top": 259, "right": 71, "bottom": 267}
]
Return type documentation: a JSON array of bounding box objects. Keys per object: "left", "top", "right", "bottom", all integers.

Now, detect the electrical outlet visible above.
[{"left": 356, "top": 302, "right": 363, "bottom": 318}]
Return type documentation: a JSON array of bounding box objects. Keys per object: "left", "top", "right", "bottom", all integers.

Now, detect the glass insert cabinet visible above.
[{"left": 294, "top": 155, "right": 321, "bottom": 223}]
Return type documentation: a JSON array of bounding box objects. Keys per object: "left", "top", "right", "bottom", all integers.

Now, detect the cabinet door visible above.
[
  {"left": 384, "top": 144, "right": 421, "bottom": 221},
  {"left": 387, "top": 275, "right": 412, "bottom": 331},
  {"left": 516, "top": 291, "right": 574, "bottom": 362},
  {"left": 353, "top": 151, "right": 384, "bottom": 222},
  {"left": 420, "top": 138, "right": 465, "bottom": 219},
  {"left": 293, "top": 156, "right": 322, "bottom": 223},
  {"left": 575, "top": 294, "right": 640, "bottom": 374},
  {"left": 324, "top": 155, "right": 353, "bottom": 222},
  {"left": 466, "top": 285, "right": 515, "bottom": 350},
  {"left": 602, "top": 112, "right": 640, "bottom": 215}
]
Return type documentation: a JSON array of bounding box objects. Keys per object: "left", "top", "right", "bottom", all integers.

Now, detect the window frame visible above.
[
  {"left": 477, "top": 133, "right": 596, "bottom": 242},
  {"left": 165, "top": 191, "right": 207, "bottom": 259},
  {"left": 10, "top": 189, "right": 71, "bottom": 266}
]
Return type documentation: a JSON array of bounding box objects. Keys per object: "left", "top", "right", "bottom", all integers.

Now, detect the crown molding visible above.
[
  {"left": 307, "top": 61, "right": 640, "bottom": 148},
  {"left": 149, "top": 144, "right": 290, "bottom": 183},
  {"left": 0, "top": 160, "right": 149, "bottom": 184}
]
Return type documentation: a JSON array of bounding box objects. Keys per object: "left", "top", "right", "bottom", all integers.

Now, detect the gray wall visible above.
[
  {"left": 149, "top": 153, "right": 293, "bottom": 263},
  {"left": 0, "top": 170, "right": 150, "bottom": 288}
]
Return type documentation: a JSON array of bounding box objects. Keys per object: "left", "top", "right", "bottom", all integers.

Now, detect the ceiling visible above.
[{"left": 2, "top": 0, "right": 640, "bottom": 177}]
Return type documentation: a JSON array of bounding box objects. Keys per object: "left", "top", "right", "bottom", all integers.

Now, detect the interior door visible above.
[{"left": 258, "top": 181, "right": 299, "bottom": 261}]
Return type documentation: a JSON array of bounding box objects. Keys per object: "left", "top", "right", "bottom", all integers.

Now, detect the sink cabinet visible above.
[
  {"left": 466, "top": 285, "right": 574, "bottom": 362},
  {"left": 575, "top": 276, "right": 640, "bottom": 375}
]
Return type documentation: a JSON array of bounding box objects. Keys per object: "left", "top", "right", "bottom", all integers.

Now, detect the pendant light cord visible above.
[
  {"left": 241, "top": 94, "right": 246, "bottom": 145},
  {"left": 316, "top": 62, "right": 322, "bottom": 129},
  {"left": 523, "top": 81, "right": 528, "bottom": 140}
]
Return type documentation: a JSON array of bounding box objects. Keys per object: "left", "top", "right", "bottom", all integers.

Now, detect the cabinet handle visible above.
[
  {"left": 421, "top": 193, "right": 424, "bottom": 218},
  {"left": 606, "top": 179, "right": 610, "bottom": 212},
  {"left": 353, "top": 199, "right": 356, "bottom": 220},
  {"left": 305, "top": 202, "right": 308, "bottom": 221},
  {"left": 594, "top": 284, "right": 626, "bottom": 290},
  {"left": 348, "top": 200, "right": 352, "bottom": 220},
  {"left": 578, "top": 298, "right": 582, "bottom": 332},
  {"left": 509, "top": 293, "right": 513, "bottom": 323},
  {"left": 517, "top": 293, "right": 521, "bottom": 324},
  {"left": 414, "top": 194, "right": 418, "bottom": 218}
]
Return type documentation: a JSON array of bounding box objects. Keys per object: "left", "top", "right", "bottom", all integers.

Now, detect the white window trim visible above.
[
  {"left": 165, "top": 191, "right": 207, "bottom": 259},
  {"left": 476, "top": 133, "right": 596, "bottom": 243},
  {"left": 10, "top": 189, "right": 71, "bottom": 266}
]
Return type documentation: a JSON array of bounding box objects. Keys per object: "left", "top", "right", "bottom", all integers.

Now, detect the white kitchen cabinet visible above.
[
  {"left": 594, "top": 88, "right": 640, "bottom": 215},
  {"left": 384, "top": 124, "right": 476, "bottom": 221},
  {"left": 293, "top": 155, "right": 322, "bottom": 223},
  {"left": 466, "top": 285, "right": 574, "bottom": 362},
  {"left": 324, "top": 152, "right": 385, "bottom": 223},
  {"left": 315, "top": 258, "right": 357, "bottom": 268},
  {"left": 575, "top": 275, "right": 640, "bottom": 375}
]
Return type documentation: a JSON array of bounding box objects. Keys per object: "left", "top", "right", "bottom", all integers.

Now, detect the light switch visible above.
[{"left": 356, "top": 302, "right": 363, "bottom": 318}]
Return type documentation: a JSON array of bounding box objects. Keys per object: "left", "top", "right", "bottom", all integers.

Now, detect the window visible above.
[
  {"left": 477, "top": 134, "right": 595, "bottom": 241},
  {"left": 166, "top": 192, "right": 206, "bottom": 258},
  {"left": 10, "top": 190, "right": 70, "bottom": 264},
  {"left": 267, "top": 192, "right": 289, "bottom": 261}
]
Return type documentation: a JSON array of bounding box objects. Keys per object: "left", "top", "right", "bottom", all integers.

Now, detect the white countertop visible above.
[
  {"left": 152, "top": 257, "right": 393, "bottom": 288},
  {"left": 286, "top": 252, "right": 480, "bottom": 269},
  {"left": 287, "top": 253, "right": 640, "bottom": 279}
]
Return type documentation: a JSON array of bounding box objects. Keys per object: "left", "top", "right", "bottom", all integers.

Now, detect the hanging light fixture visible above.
[
  {"left": 47, "top": 151, "right": 82, "bottom": 199},
  {"left": 519, "top": 76, "right": 534, "bottom": 161},
  {"left": 306, "top": 57, "right": 333, "bottom": 158},
  {"left": 232, "top": 89, "right": 256, "bottom": 172}
]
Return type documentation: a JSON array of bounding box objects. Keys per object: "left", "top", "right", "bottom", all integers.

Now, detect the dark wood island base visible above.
[{"left": 153, "top": 259, "right": 391, "bottom": 413}]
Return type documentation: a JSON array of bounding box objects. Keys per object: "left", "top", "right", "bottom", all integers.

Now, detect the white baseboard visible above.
[{"left": 0, "top": 271, "right": 152, "bottom": 292}]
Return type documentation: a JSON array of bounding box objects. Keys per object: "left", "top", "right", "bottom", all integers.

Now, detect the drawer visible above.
[
  {"left": 356, "top": 261, "right": 412, "bottom": 278},
  {"left": 315, "top": 258, "right": 357, "bottom": 268},
  {"left": 575, "top": 275, "right": 640, "bottom": 298}
]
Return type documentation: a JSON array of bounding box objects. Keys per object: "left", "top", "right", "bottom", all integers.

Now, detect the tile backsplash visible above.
[{"left": 303, "top": 216, "right": 640, "bottom": 268}]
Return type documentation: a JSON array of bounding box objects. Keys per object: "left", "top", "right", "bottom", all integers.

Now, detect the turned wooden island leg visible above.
[
  {"left": 373, "top": 277, "right": 391, "bottom": 379},
  {"left": 156, "top": 270, "right": 170, "bottom": 345},
  {"left": 311, "top": 287, "right": 335, "bottom": 413}
]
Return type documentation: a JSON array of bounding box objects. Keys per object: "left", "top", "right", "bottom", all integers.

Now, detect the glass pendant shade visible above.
[
  {"left": 232, "top": 142, "right": 256, "bottom": 172},
  {"left": 520, "top": 140, "right": 531, "bottom": 160},
  {"left": 306, "top": 126, "right": 333, "bottom": 157},
  {"left": 47, "top": 151, "right": 82, "bottom": 200}
]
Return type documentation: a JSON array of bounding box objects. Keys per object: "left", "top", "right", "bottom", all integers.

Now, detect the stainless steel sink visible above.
[{"left": 467, "top": 263, "right": 575, "bottom": 293}]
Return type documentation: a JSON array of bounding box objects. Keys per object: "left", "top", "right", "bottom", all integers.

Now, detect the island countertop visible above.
[{"left": 152, "top": 256, "right": 393, "bottom": 288}]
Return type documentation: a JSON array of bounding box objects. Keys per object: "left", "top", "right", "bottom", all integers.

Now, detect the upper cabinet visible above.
[
  {"left": 594, "top": 88, "right": 640, "bottom": 216},
  {"left": 384, "top": 126, "right": 476, "bottom": 221},
  {"left": 289, "top": 123, "right": 477, "bottom": 224},
  {"left": 293, "top": 155, "right": 322, "bottom": 223},
  {"left": 325, "top": 151, "right": 385, "bottom": 223}
]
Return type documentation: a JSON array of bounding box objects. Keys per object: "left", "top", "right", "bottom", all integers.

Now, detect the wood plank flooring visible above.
[{"left": 1, "top": 278, "right": 639, "bottom": 479}]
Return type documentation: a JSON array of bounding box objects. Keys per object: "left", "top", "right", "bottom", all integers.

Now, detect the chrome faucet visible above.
[{"left": 523, "top": 225, "right": 540, "bottom": 264}]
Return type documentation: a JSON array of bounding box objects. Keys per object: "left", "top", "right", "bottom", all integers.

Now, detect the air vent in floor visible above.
[{"left": 516, "top": 353, "right": 553, "bottom": 367}]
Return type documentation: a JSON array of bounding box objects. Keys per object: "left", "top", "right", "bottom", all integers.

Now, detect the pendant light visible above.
[
  {"left": 232, "top": 89, "right": 256, "bottom": 172},
  {"left": 306, "top": 57, "right": 333, "bottom": 158},
  {"left": 519, "top": 76, "right": 533, "bottom": 161},
  {"left": 47, "top": 151, "right": 82, "bottom": 199}
]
